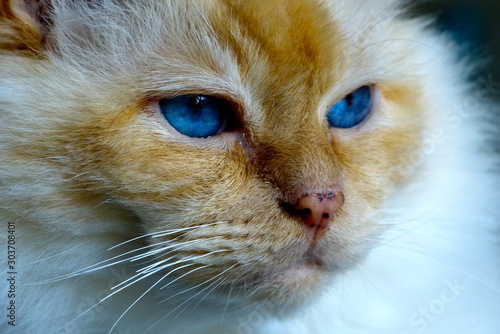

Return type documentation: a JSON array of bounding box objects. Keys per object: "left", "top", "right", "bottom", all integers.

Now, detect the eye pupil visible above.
[
  {"left": 345, "top": 94, "right": 353, "bottom": 107},
  {"left": 159, "top": 95, "right": 230, "bottom": 138},
  {"left": 327, "top": 86, "right": 372, "bottom": 129}
]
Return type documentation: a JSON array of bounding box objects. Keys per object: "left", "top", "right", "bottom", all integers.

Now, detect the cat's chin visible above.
[
  {"left": 226, "top": 261, "right": 335, "bottom": 317},
  {"left": 227, "top": 240, "right": 371, "bottom": 316},
  {"left": 275, "top": 263, "right": 331, "bottom": 301}
]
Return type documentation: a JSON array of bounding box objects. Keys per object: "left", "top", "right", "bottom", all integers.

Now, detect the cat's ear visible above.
[{"left": 0, "top": 0, "right": 51, "bottom": 55}]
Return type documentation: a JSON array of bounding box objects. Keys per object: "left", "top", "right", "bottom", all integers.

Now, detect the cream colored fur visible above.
[{"left": 0, "top": 0, "right": 498, "bottom": 333}]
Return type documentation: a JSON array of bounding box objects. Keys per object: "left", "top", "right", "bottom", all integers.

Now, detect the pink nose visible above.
[{"left": 292, "top": 191, "right": 344, "bottom": 240}]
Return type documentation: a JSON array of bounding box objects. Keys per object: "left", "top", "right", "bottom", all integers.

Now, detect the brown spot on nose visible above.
[{"left": 284, "top": 191, "right": 344, "bottom": 240}]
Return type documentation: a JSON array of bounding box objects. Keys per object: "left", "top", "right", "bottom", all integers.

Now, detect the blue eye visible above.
[
  {"left": 159, "top": 95, "right": 230, "bottom": 138},
  {"left": 327, "top": 86, "right": 372, "bottom": 128}
]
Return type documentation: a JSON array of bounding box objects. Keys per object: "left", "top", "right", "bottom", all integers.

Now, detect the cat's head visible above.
[{"left": 1, "top": 0, "right": 448, "bottom": 313}]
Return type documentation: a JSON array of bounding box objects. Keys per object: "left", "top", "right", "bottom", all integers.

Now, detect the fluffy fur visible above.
[{"left": 0, "top": 0, "right": 498, "bottom": 333}]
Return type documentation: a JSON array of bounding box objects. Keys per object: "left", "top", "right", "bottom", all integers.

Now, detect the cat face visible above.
[{"left": 2, "top": 0, "right": 425, "bottom": 313}]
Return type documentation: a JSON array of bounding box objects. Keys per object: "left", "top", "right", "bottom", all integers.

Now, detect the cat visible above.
[{"left": 0, "top": 0, "right": 499, "bottom": 333}]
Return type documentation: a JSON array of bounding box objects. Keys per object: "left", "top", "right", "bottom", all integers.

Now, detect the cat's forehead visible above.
[
  {"left": 53, "top": 0, "right": 404, "bottom": 120},
  {"left": 207, "top": 0, "right": 341, "bottom": 99},
  {"left": 64, "top": 0, "right": 401, "bottom": 97}
]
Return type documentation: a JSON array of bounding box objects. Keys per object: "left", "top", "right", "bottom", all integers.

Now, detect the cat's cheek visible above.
[{"left": 330, "top": 83, "right": 424, "bottom": 186}]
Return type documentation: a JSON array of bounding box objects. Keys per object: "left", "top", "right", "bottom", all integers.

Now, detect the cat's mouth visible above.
[
  {"left": 224, "top": 256, "right": 334, "bottom": 315},
  {"left": 142, "top": 201, "right": 374, "bottom": 313},
  {"left": 223, "top": 232, "right": 370, "bottom": 310}
]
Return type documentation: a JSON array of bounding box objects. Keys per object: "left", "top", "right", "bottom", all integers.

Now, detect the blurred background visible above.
[
  {"left": 415, "top": 0, "right": 500, "bottom": 156},
  {"left": 414, "top": 0, "right": 500, "bottom": 101}
]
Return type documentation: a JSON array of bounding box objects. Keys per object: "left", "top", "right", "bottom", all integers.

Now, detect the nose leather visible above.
[{"left": 292, "top": 191, "right": 344, "bottom": 240}]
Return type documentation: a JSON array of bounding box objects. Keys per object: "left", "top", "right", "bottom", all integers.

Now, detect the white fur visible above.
[{"left": 1, "top": 1, "right": 498, "bottom": 333}]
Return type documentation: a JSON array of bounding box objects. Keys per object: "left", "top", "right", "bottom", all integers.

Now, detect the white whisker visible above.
[
  {"left": 108, "top": 262, "right": 195, "bottom": 334},
  {"left": 159, "top": 265, "right": 210, "bottom": 290},
  {"left": 147, "top": 263, "right": 237, "bottom": 332},
  {"left": 152, "top": 222, "right": 226, "bottom": 239},
  {"left": 129, "top": 236, "right": 222, "bottom": 262},
  {"left": 37, "top": 236, "right": 221, "bottom": 285},
  {"left": 171, "top": 276, "right": 228, "bottom": 322},
  {"left": 113, "top": 250, "right": 229, "bottom": 291},
  {"left": 109, "top": 221, "right": 225, "bottom": 250},
  {"left": 222, "top": 280, "right": 235, "bottom": 318},
  {"left": 160, "top": 263, "right": 237, "bottom": 303},
  {"left": 194, "top": 275, "right": 230, "bottom": 309}
]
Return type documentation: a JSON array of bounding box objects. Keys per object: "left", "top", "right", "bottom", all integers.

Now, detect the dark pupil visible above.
[{"left": 345, "top": 94, "right": 353, "bottom": 107}]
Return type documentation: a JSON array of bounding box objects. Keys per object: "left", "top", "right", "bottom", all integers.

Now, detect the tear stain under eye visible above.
[
  {"left": 238, "top": 132, "right": 249, "bottom": 149},
  {"left": 233, "top": 131, "right": 259, "bottom": 162}
]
